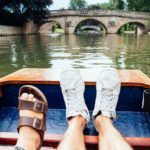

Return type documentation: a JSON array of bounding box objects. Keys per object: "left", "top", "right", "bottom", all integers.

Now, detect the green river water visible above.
[{"left": 0, "top": 34, "right": 150, "bottom": 77}]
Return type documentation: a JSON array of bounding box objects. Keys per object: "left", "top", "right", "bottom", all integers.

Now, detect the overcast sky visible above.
[{"left": 50, "top": 0, "right": 109, "bottom": 10}]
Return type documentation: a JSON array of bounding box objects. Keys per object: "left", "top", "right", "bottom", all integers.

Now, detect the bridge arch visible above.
[
  {"left": 117, "top": 21, "right": 148, "bottom": 34},
  {"left": 39, "top": 20, "right": 65, "bottom": 34},
  {"left": 74, "top": 18, "right": 107, "bottom": 34}
]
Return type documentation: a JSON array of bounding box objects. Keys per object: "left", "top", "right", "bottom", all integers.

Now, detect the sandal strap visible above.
[
  {"left": 18, "top": 116, "right": 46, "bottom": 131},
  {"left": 18, "top": 116, "right": 45, "bottom": 149},
  {"left": 18, "top": 98, "right": 48, "bottom": 113}
]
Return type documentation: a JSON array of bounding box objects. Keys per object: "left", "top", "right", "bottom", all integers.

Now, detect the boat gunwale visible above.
[
  {"left": 0, "top": 68, "right": 150, "bottom": 88},
  {"left": 0, "top": 132, "right": 150, "bottom": 148}
]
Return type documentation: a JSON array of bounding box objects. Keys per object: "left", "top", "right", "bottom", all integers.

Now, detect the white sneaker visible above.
[
  {"left": 92, "top": 68, "right": 121, "bottom": 122},
  {"left": 60, "top": 69, "right": 90, "bottom": 124}
]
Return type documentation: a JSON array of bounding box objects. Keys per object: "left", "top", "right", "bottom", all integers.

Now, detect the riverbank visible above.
[
  {"left": 124, "top": 31, "right": 150, "bottom": 34},
  {"left": 54, "top": 28, "right": 64, "bottom": 33},
  {"left": 0, "top": 24, "right": 64, "bottom": 36},
  {"left": 0, "top": 25, "right": 22, "bottom": 35},
  {"left": 0, "top": 22, "right": 37, "bottom": 36}
]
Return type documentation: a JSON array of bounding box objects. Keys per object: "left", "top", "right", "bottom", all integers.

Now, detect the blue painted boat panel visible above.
[
  {"left": 0, "top": 84, "right": 149, "bottom": 137},
  {"left": 0, "top": 84, "right": 145, "bottom": 111},
  {"left": 0, "top": 107, "right": 149, "bottom": 137}
]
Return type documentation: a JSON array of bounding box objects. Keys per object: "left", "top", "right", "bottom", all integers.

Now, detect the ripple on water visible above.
[
  {"left": 0, "top": 34, "right": 150, "bottom": 77},
  {"left": 51, "top": 53, "right": 71, "bottom": 58},
  {"left": 84, "top": 46, "right": 109, "bottom": 50}
]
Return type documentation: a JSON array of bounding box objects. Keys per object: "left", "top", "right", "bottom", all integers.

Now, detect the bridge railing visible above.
[{"left": 48, "top": 9, "right": 150, "bottom": 19}]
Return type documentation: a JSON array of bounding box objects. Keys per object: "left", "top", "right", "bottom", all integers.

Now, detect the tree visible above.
[
  {"left": 88, "top": 4, "right": 101, "bottom": 10},
  {"left": 0, "top": 0, "right": 53, "bottom": 26},
  {"left": 100, "top": 0, "right": 125, "bottom": 10},
  {"left": 116, "top": 0, "right": 125, "bottom": 10},
  {"left": 69, "top": 0, "right": 87, "bottom": 9},
  {"left": 127, "top": 0, "right": 150, "bottom": 12},
  {"left": 109, "top": 0, "right": 125, "bottom": 10},
  {"left": 100, "top": 2, "right": 112, "bottom": 10}
]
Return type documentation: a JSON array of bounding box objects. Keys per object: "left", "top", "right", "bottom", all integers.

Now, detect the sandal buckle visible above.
[
  {"left": 33, "top": 101, "right": 44, "bottom": 112},
  {"left": 33, "top": 118, "right": 42, "bottom": 130}
]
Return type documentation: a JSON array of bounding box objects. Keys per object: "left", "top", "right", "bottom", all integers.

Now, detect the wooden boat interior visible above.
[{"left": 0, "top": 68, "right": 150, "bottom": 149}]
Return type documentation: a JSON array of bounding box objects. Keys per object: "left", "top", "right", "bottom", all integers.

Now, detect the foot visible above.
[
  {"left": 16, "top": 85, "right": 48, "bottom": 150},
  {"left": 60, "top": 69, "right": 90, "bottom": 124},
  {"left": 16, "top": 93, "right": 44, "bottom": 150},
  {"left": 92, "top": 68, "right": 121, "bottom": 131}
]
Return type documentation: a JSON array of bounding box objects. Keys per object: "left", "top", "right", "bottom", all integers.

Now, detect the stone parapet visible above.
[
  {"left": 48, "top": 9, "right": 150, "bottom": 19},
  {"left": 0, "top": 25, "right": 22, "bottom": 35}
]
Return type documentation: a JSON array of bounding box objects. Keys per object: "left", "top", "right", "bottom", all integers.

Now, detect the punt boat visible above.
[{"left": 0, "top": 68, "right": 149, "bottom": 150}]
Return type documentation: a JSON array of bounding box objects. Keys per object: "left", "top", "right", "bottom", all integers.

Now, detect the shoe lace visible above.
[
  {"left": 101, "top": 88, "right": 117, "bottom": 108},
  {"left": 66, "top": 88, "right": 76, "bottom": 101}
]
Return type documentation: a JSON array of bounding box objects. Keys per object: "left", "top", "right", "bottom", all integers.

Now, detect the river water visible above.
[{"left": 0, "top": 34, "right": 150, "bottom": 77}]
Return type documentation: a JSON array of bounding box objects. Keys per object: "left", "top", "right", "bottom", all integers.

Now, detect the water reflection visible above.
[{"left": 0, "top": 34, "right": 150, "bottom": 77}]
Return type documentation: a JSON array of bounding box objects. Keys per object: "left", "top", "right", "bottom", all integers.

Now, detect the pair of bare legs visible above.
[
  {"left": 57, "top": 116, "right": 133, "bottom": 150},
  {"left": 16, "top": 93, "right": 133, "bottom": 150}
]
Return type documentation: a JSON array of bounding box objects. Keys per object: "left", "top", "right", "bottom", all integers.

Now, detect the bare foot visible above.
[{"left": 16, "top": 93, "right": 44, "bottom": 150}]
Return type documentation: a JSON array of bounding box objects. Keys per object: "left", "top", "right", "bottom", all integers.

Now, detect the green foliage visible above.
[
  {"left": 0, "top": 0, "right": 53, "bottom": 26},
  {"left": 88, "top": 4, "right": 101, "bottom": 10},
  {"left": 127, "top": 0, "right": 150, "bottom": 12},
  {"left": 109, "top": 0, "right": 125, "bottom": 10},
  {"left": 100, "top": 0, "right": 125, "bottom": 10},
  {"left": 99, "top": 0, "right": 150, "bottom": 12},
  {"left": 118, "top": 23, "right": 136, "bottom": 34},
  {"left": 100, "top": 2, "right": 112, "bottom": 10},
  {"left": 59, "top": 8, "right": 65, "bottom": 10},
  {"left": 69, "top": 0, "right": 87, "bottom": 9},
  {"left": 116, "top": 0, "right": 125, "bottom": 10}
]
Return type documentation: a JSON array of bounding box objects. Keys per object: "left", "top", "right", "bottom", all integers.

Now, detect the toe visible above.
[
  {"left": 20, "top": 93, "right": 28, "bottom": 100},
  {"left": 28, "top": 94, "right": 34, "bottom": 101},
  {"left": 33, "top": 98, "right": 36, "bottom": 102}
]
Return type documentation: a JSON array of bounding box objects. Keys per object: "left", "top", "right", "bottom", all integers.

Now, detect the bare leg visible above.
[
  {"left": 95, "top": 115, "right": 133, "bottom": 150},
  {"left": 58, "top": 70, "right": 90, "bottom": 150},
  {"left": 57, "top": 115, "right": 86, "bottom": 150},
  {"left": 92, "top": 69, "right": 133, "bottom": 150},
  {"left": 15, "top": 93, "right": 43, "bottom": 150}
]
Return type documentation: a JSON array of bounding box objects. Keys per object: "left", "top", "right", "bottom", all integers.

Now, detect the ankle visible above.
[
  {"left": 16, "top": 126, "right": 41, "bottom": 150},
  {"left": 68, "top": 115, "right": 86, "bottom": 130},
  {"left": 96, "top": 115, "right": 112, "bottom": 122},
  {"left": 95, "top": 115, "right": 112, "bottom": 132}
]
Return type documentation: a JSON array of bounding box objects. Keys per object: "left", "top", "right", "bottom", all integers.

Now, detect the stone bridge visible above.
[{"left": 40, "top": 9, "right": 150, "bottom": 35}]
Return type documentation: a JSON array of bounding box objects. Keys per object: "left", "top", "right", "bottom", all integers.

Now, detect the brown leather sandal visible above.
[{"left": 18, "top": 85, "right": 48, "bottom": 150}]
